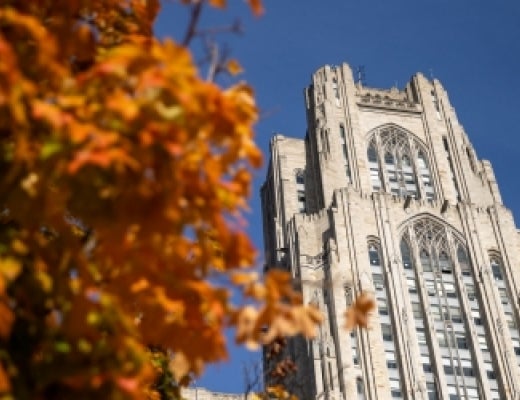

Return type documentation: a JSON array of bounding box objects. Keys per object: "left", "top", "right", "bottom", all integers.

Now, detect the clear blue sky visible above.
[{"left": 155, "top": 0, "right": 520, "bottom": 393}]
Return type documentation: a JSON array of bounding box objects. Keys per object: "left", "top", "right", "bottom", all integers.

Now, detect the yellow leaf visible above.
[
  {"left": 20, "top": 173, "right": 39, "bottom": 197},
  {"left": 0, "top": 258, "right": 21, "bottom": 283},
  {"left": 155, "top": 101, "right": 183, "bottom": 120},
  {"left": 37, "top": 271, "right": 53, "bottom": 292},
  {"left": 226, "top": 59, "right": 243, "bottom": 76},
  {"left": 11, "top": 239, "right": 28, "bottom": 255}
]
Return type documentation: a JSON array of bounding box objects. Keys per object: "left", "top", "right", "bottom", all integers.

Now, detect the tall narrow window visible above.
[
  {"left": 443, "top": 136, "right": 460, "bottom": 200},
  {"left": 457, "top": 246, "right": 471, "bottom": 276},
  {"left": 332, "top": 78, "right": 340, "bottom": 106},
  {"left": 400, "top": 235, "right": 436, "bottom": 399},
  {"left": 368, "top": 143, "right": 381, "bottom": 191},
  {"left": 490, "top": 254, "right": 520, "bottom": 367},
  {"left": 401, "top": 239, "right": 413, "bottom": 269},
  {"left": 370, "top": 242, "right": 403, "bottom": 398},
  {"left": 457, "top": 245, "right": 499, "bottom": 392},
  {"left": 406, "top": 217, "right": 500, "bottom": 397},
  {"left": 339, "top": 124, "right": 351, "bottom": 181},
  {"left": 296, "top": 171, "right": 306, "bottom": 213},
  {"left": 418, "top": 152, "right": 434, "bottom": 200}
]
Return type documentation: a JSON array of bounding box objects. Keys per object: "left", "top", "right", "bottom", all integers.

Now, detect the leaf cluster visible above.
[{"left": 0, "top": 1, "right": 325, "bottom": 399}]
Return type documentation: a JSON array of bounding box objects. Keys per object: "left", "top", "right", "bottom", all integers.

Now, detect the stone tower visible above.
[{"left": 260, "top": 63, "right": 520, "bottom": 400}]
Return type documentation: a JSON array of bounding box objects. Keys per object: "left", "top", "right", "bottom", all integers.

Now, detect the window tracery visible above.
[
  {"left": 366, "top": 125, "right": 435, "bottom": 199},
  {"left": 399, "top": 216, "right": 499, "bottom": 398}
]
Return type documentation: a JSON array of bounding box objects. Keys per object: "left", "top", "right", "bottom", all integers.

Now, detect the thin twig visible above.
[{"left": 182, "top": 0, "right": 204, "bottom": 46}]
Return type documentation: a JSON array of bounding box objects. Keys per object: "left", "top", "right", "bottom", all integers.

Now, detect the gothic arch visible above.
[
  {"left": 365, "top": 123, "right": 428, "bottom": 152},
  {"left": 397, "top": 213, "right": 466, "bottom": 246},
  {"left": 365, "top": 124, "right": 435, "bottom": 200}
]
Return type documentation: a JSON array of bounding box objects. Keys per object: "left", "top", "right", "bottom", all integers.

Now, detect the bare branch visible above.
[
  {"left": 182, "top": 0, "right": 205, "bottom": 46},
  {"left": 195, "top": 19, "right": 243, "bottom": 37}
]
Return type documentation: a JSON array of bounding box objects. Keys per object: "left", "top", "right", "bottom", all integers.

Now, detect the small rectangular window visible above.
[{"left": 382, "top": 324, "right": 393, "bottom": 341}]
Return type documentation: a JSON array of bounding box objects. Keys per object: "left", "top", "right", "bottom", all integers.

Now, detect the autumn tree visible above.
[{"left": 0, "top": 1, "right": 325, "bottom": 399}]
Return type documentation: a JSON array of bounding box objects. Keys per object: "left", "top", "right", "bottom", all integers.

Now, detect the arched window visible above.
[
  {"left": 369, "top": 244, "right": 381, "bottom": 265},
  {"left": 367, "top": 126, "right": 434, "bottom": 200},
  {"left": 400, "top": 239, "right": 413, "bottom": 270},
  {"left": 490, "top": 257, "right": 503, "bottom": 280},
  {"left": 405, "top": 218, "right": 483, "bottom": 396},
  {"left": 457, "top": 246, "right": 471, "bottom": 276},
  {"left": 368, "top": 142, "right": 381, "bottom": 191}
]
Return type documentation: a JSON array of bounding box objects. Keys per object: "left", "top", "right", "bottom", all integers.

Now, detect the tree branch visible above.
[{"left": 182, "top": 0, "right": 204, "bottom": 46}]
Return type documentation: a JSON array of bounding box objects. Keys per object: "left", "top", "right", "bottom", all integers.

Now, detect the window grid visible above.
[
  {"left": 401, "top": 237, "right": 437, "bottom": 399},
  {"left": 366, "top": 126, "right": 435, "bottom": 200},
  {"left": 490, "top": 255, "right": 520, "bottom": 367},
  {"left": 370, "top": 243, "right": 403, "bottom": 399},
  {"left": 404, "top": 218, "right": 494, "bottom": 398}
]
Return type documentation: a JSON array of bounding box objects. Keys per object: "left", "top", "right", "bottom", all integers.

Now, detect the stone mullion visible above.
[
  {"left": 401, "top": 226, "right": 429, "bottom": 400},
  {"left": 440, "top": 226, "right": 468, "bottom": 396},
  {"left": 408, "top": 226, "right": 448, "bottom": 400},
  {"left": 371, "top": 194, "right": 408, "bottom": 399},
  {"left": 488, "top": 206, "right": 520, "bottom": 338},
  {"left": 340, "top": 190, "right": 381, "bottom": 400},
  {"left": 373, "top": 132, "right": 388, "bottom": 194},
  {"left": 487, "top": 206, "right": 520, "bottom": 397},
  {"left": 444, "top": 230, "right": 482, "bottom": 398},
  {"left": 456, "top": 203, "right": 516, "bottom": 398},
  {"left": 409, "top": 141, "right": 425, "bottom": 200},
  {"left": 376, "top": 194, "right": 416, "bottom": 399},
  {"left": 402, "top": 136, "right": 417, "bottom": 198},
  {"left": 447, "top": 235, "right": 493, "bottom": 399}
]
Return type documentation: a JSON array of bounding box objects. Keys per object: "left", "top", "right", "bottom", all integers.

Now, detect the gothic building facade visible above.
[{"left": 260, "top": 63, "right": 520, "bottom": 399}]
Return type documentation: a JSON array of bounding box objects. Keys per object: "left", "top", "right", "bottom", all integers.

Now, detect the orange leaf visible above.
[
  {"left": 226, "top": 59, "right": 243, "bottom": 76},
  {"left": 209, "top": 0, "right": 227, "bottom": 8},
  {"left": 0, "top": 363, "right": 10, "bottom": 393},
  {"left": 169, "top": 352, "right": 190, "bottom": 381},
  {"left": 345, "top": 292, "right": 375, "bottom": 331},
  {"left": 231, "top": 271, "right": 258, "bottom": 285},
  {"left": 247, "top": 0, "right": 264, "bottom": 16}
]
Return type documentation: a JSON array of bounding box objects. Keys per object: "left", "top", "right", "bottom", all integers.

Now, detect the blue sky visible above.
[{"left": 155, "top": 0, "right": 520, "bottom": 393}]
